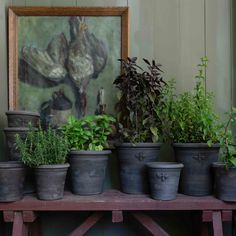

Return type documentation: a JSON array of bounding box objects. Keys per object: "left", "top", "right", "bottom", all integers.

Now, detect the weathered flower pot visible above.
[
  {"left": 117, "top": 143, "right": 161, "bottom": 194},
  {"left": 69, "top": 150, "right": 110, "bottom": 195},
  {"left": 4, "top": 127, "right": 29, "bottom": 161},
  {"left": 212, "top": 162, "right": 236, "bottom": 201},
  {"left": 0, "top": 161, "right": 25, "bottom": 202},
  {"left": 6, "top": 110, "right": 40, "bottom": 127},
  {"left": 147, "top": 162, "right": 183, "bottom": 200},
  {"left": 34, "top": 163, "right": 69, "bottom": 200},
  {"left": 174, "top": 143, "right": 219, "bottom": 196}
]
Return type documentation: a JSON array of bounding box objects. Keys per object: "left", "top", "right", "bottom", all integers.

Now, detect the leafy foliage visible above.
[
  {"left": 16, "top": 126, "right": 69, "bottom": 167},
  {"left": 113, "top": 57, "right": 165, "bottom": 143},
  {"left": 62, "top": 115, "right": 115, "bottom": 151},
  {"left": 155, "top": 57, "right": 220, "bottom": 144},
  {"left": 218, "top": 108, "right": 236, "bottom": 168}
]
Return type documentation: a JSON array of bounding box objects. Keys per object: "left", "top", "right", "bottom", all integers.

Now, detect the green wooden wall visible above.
[{"left": 0, "top": 0, "right": 234, "bottom": 235}]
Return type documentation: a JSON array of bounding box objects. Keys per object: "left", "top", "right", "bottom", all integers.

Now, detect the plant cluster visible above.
[
  {"left": 62, "top": 115, "right": 115, "bottom": 151},
  {"left": 113, "top": 57, "right": 165, "bottom": 143},
  {"left": 155, "top": 57, "right": 220, "bottom": 144},
  {"left": 218, "top": 108, "right": 236, "bottom": 168},
  {"left": 16, "top": 126, "right": 69, "bottom": 167}
]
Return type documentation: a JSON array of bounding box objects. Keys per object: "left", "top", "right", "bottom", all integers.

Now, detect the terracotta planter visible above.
[
  {"left": 0, "top": 161, "right": 25, "bottom": 202},
  {"left": 174, "top": 143, "right": 219, "bottom": 196},
  {"left": 69, "top": 150, "right": 110, "bottom": 195},
  {"left": 117, "top": 143, "right": 161, "bottom": 194},
  {"left": 6, "top": 110, "right": 40, "bottom": 127},
  {"left": 35, "top": 163, "right": 69, "bottom": 200},
  {"left": 212, "top": 162, "right": 236, "bottom": 201},
  {"left": 147, "top": 162, "right": 183, "bottom": 200}
]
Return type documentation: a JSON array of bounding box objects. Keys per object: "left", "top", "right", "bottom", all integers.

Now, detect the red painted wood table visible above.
[{"left": 0, "top": 189, "right": 234, "bottom": 236}]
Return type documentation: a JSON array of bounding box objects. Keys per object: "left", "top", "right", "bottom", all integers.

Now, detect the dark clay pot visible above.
[
  {"left": 35, "top": 163, "right": 69, "bottom": 200},
  {"left": 4, "top": 127, "right": 29, "bottom": 161},
  {"left": 174, "top": 143, "right": 219, "bottom": 196},
  {"left": 0, "top": 161, "right": 25, "bottom": 202},
  {"left": 6, "top": 110, "right": 40, "bottom": 127},
  {"left": 147, "top": 162, "right": 184, "bottom": 200},
  {"left": 69, "top": 150, "right": 110, "bottom": 195},
  {"left": 212, "top": 162, "right": 236, "bottom": 201},
  {"left": 117, "top": 143, "right": 161, "bottom": 194}
]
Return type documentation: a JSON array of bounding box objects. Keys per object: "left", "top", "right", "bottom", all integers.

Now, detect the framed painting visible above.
[{"left": 8, "top": 7, "right": 129, "bottom": 126}]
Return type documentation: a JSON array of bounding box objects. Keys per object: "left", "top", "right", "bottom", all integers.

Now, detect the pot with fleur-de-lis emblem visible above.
[
  {"left": 116, "top": 143, "right": 161, "bottom": 194},
  {"left": 173, "top": 143, "right": 220, "bottom": 196},
  {"left": 146, "top": 162, "right": 183, "bottom": 200}
]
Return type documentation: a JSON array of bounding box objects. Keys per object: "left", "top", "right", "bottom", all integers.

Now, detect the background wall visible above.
[{"left": 0, "top": 0, "right": 234, "bottom": 235}]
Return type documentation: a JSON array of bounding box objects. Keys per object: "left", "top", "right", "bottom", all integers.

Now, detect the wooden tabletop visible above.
[{"left": 0, "top": 190, "right": 235, "bottom": 212}]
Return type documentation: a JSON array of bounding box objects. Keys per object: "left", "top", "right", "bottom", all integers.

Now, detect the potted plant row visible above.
[
  {"left": 62, "top": 114, "right": 115, "bottom": 195},
  {"left": 16, "top": 125, "right": 69, "bottom": 200},
  {"left": 113, "top": 57, "right": 166, "bottom": 194}
]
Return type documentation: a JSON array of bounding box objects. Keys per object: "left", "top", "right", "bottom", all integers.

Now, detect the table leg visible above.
[
  {"left": 12, "top": 212, "right": 28, "bottom": 236},
  {"left": 212, "top": 211, "right": 223, "bottom": 236}
]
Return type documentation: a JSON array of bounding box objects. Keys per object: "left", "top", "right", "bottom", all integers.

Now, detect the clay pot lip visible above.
[
  {"left": 6, "top": 110, "right": 40, "bottom": 117},
  {"left": 116, "top": 142, "right": 162, "bottom": 148},
  {"left": 173, "top": 143, "right": 220, "bottom": 148},
  {"left": 4, "top": 127, "right": 30, "bottom": 132},
  {"left": 70, "top": 150, "right": 111, "bottom": 155},
  {"left": 146, "top": 162, "right": 184, "bottom": 169},
  {"left": 35, "top": 163, "right": 70, "bottom": 169},
  {"left": 212, "top": 162, "right": 236, "bottom": 169},
  {"left": 0, "top": 161, "right": 25, "bottom": 168}
]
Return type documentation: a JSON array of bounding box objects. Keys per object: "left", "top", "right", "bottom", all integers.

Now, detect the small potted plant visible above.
[
  {"left": 156, "top": 57, "right": 220, "bottom": 196},
  {"left": 62, "top": 115, "right": 115, "bottom": 195},
  {"left": 16, "top": 126, "right": 69, "bottom": 200},
  {"left": 113, "top": 57, "right": 166, "bottom": 194},
  {"left": 212, "top": 108, "right": 236, "bottom": 201}
]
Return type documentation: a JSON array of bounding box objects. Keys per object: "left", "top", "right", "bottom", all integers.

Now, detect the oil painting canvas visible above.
[{"left": 9, "top": 7, "right": 129, "bottom": 127}]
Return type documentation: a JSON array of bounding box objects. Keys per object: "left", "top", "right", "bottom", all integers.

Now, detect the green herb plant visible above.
[
  {"left": 218, "top": 108, "right": 236, "bottom": 168},
  {"left": 16, "top": 126, "right": 69, "bottom": 167},
  {"left": 155, "top": 57, "right": 220, "bottom": 144},
  {"left": 62, "top": 115, "right": 115, "bottom": 151},
  {"left": 113, "top": 57, "right": 165, "bottom": 143}
]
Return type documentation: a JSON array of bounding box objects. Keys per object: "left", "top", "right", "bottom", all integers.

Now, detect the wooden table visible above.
[{"left": 0, "top": 189, "right": 234, "bottom": 236}]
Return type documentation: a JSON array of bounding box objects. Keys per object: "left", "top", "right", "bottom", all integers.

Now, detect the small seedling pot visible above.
[
  {"left": 6, "top": 110, "right": 40, "bottom": 127},
  {"left": 69, "top": 150, "right": 110, "bottom": 195},
  {"left": 174, "top": 143, "right": 219, "bottom": 196},
  {"left": 212, "top": 162, "right": 236, "bottom": 201},
  {"left": 116, "top": 143, "right": 161, "bottom": 194},
  {"left": 0, "top": 161, "right": 25, "bottom": 202},
  {"left": 147, "top": 162, "right": 184, "bottom": 200},
  {"left": 34, "top": 163, "right": 69, "bottom": 200}
]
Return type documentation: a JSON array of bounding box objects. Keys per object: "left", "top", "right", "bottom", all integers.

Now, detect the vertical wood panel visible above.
[
  {"left": 12, "top": 0, "right": 25, "bottom": 6},
  {"left": 206, "top": 0, "right": 232, "bottom": 116},
  {"left": 25, "top": 0, "right": 52, "bottom": 6},
  {"left": 154, "top": 0, "right": 180, "bottom": 83},
  {"left": 51, "top": 0, "right": 76, "bottom": 7},
  {"left": 177, "top": 0, "right": 205, "bottom": 92}
]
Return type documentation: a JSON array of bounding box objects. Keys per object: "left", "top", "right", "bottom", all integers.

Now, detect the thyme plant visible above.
[{"left": 16, "top": 126, "right": 69, "bottom": 167}]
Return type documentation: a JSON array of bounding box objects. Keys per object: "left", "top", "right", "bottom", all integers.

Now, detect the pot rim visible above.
[
  {"left": 212, "top": 162, "right": 236, "bottom": 169},
  {"left": 35, "top": 163, "right": 70, "bottom": 169},
  {"left": 146, "top": 162, "right": 184, "bottom": 169},
  {"left": 173, "top": 143, "right": 220, "bottom": 148},
  {"left": 6, "top": 110, "right": 40, "bottom": 117},
  {"left": 116, "top": 142, "right": 162, "bottom": 148},
  {"left": 0, "top": 161, "right": 25, "bottom": 168},
  {"left": 4, "top": 127, "right": 30, "bottom": 132},
  {"left": 70, "top": 150, "right": 111, "bottom": 155}
]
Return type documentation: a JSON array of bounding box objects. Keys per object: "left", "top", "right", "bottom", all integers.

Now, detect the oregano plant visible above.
[{"left": 155, "top": 57, "right": 220, "bottom": 144}]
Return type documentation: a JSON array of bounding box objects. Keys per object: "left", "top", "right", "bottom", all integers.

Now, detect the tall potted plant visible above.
[
  {"left": 213, "top": 108, "right": 236, "bottom": 201},
  {"left": 156, "top": 57, "right": 220, "bottom": 196},
  {"left": 113, "top": 57, "right": 166, "bottom": 194},
  {"left": 16, "top": 126, "right": 69, "bottom": 200},
  {"left": 62, "top": 115, "right": 115, "bottom": 195}
]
